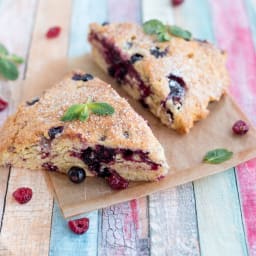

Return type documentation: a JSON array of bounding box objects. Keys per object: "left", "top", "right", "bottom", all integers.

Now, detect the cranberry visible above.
[
  {"left": 106, "top": 171, "right": 129, "bottom": 190},
  {"left": 130, "top": 53, "right": 144, "bottom": 64},
  {"left": 171, "top": 0, "right": 184, "bottom": 7},
  {"left": 232, "top": 120, "right": 249, "bottom": 135},
  {"left": 12, "top": 187, "right": 32, "bottom": 204},
  {"left": 72, "top": 73, "right": 94, "bottom": 82},
  {"left": 42, "top": 162, "right": 59, "bottom": 172},
  {"left": 26, "top": 97, "right": 39, "bottom": 106},
  {"left": 150, "top": 47, "right": 168, "bottom": 58},
  {"left": 68, "top": 166, "right": 86, "bottom": 184},
  {"left": 167, "top": 74, "right": 186, "bottom": 104},
  {"left": 46, "top": 26, "right": 61, "bottom": 39},
  {"left": 68, "top": 218, "right": 89, "bottom": 235},
  {"left": 0, "top": 98, "right": 8, "bottom": 111},
  {"left": 48, "top": 126, "right": 64, "bottom": 139}
]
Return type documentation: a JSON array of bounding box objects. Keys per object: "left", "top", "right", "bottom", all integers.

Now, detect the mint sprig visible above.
[
  {"left": 203, "top": 148, "right": 233, "bottom": 164},
  {"left": 142, "top": 19, "right": 192, "bottom": 42},
  {"left": 61, "top": 101, "right": 115, "bottom": 122},
  {"left": 0, "top": 43, "right": 24, "bottom": 81}
]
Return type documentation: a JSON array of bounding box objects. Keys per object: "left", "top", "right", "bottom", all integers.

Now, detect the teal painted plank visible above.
[
  {"left": 49, "top": 202, "right": 98, "bottom": 256},
  {"left": 174, "top": 0, "right": 248, "bottom": 255},
  {"left": 49, "top": 1, "right": 107, "bottom": 255},
  {"left": 244, "top": 0, "right": 256, "bottom": 48},
  {"left": 69, "top": 0, "right": 108, "bottom": 56}
]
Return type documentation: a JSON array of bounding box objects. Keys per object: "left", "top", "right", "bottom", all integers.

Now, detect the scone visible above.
[
  {"left": 88, "top": 22, "right": 230, "bottom": 133},
  {"left": 0, "top": 71, "right": 169, "bottom": 189}
]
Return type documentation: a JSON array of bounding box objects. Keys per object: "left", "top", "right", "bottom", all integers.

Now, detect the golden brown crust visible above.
[
  {"left": 0, "top": 71, "right": 168, "bottom": 181},
  {"left": 88, "top": 22, "right": 230, "bottom": 133}
]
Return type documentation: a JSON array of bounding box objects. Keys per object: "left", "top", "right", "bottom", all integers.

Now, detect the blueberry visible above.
[
  {"left": 95, "top": 145, "right": 115, "bottom": 163},
  {"left": 68, "top": 166, "right": 86, "bottom": 184},
  {"left": 102, "top": 21, "right": 109, "bottom": 26},
  {"left": 26, "top": 97, "right": 40, "bottom": 106},
  {"left": 167, "top": 74, "right": 186, "bottom": 104},
  {"left": 150, "top": 47, "right": 167, "bottom": 58},
  {"left": 97, "top": 167, "right": 111, "bottom": 178},
  {"left": 48, "top": 126, "right": 64, "bottom": 139},
  {"left": 72, "top": 73, "right": 94, "bottom": 82},
  {"left": 130, "top": 53, "right": 144, "bottom": 64}
]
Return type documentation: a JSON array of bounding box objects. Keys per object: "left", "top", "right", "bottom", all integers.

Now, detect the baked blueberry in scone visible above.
[
  {"left": 88, "top": 20, "right": 230, "bottom": 133},
  {"left": 0, "top": 71, "right": 169, "bottom": 189}
]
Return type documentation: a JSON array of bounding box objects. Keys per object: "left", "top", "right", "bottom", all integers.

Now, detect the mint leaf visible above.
[
  {"left": 203, "top": 148, "right": 233, "bottom": 164},
  {"left": 9, "top": 54, "right": 24, "bottom": 64},
  {"left": 79, "top": 105, "right": 89, "bottom": 121},
  {"left": 157, "top": 32, "right": 171, "bottom": 42},
  {"left": 0, "top": 43, "right": 8, "bottom": 55},
  {"left": 143, "top": 19, "right": 166, "bottom": 35},
  {"left": 88, "top": 102, "right": 115, "bottom": 115},
  {"left": 0, "top": 58, "right": 18, "bottom": 80},
  {"left": 61, "top": 104, "right": 85, "bottom": 121},
  {"left": 169, "top": 25, "right": 192, "bottom": 40}
]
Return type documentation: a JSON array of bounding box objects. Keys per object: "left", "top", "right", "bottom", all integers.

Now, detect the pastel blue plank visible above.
[
  {"left": 244, "top": 0, "right": 256, "bottom": 48},
  {"left": 49, "top": 1, "right": 107, "bottom": 255},
  {"left": 49, "top": 202, "right": 98, "bottom": 256},
  {"left": 69, "top": 0, "right": 108, "bottom": 56},
  {"left": 175, "top": 0, "right": 248, "bottom": 255}
]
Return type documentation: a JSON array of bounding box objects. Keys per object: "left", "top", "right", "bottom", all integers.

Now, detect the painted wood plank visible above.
[
  {"left": 49, "top": 203, "right": 98, "bottom": 256},
  {"left": 141, "top": 1, "right": 200, "bottom": 255},
  {"left": 49, "top": 1, "right": 107, "bottom": 255},
  {"left": 0, "top": 0, "right": 71, "bottom": 255},
  {"left": 209, "top": 0, "right": 256, "bottom": 255},
  {"left": 97, "top": 1, "right": 150, "bottom": 255},
  {"left": 174, "top": 0, "right": 248, "bottom": 255},
  {"left": 149, "top": 184, "right": 199, "bottom": 255},
  {"left": 0, "top": 0, "right": 38, "bottom": 231}
]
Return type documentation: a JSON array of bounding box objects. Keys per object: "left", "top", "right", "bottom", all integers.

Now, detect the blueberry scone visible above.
[
  {"left": 0, "top": 71, "right": 169, "bottom": 189},
  {"left": 88, "top": 21, "right": 230, "bottom": 133}
]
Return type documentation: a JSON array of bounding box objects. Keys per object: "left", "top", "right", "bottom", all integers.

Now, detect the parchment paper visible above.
[{"left": 21, "top": 55, "right": 256, "bottom": 218}]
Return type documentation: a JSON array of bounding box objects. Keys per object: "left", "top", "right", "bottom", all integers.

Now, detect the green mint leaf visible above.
[
  {"left": 0, "top": 58, "right": 18, "bottom": 80},
  {"left": 203, "top": 148, "right": 233, "bottom": 164},
  {"left": 61, "top": 104, "right": 85, "bottom": 121},
  {"left": 0, "top": 43, "right": 8, "bottom": 55},
  {"left": 79, "top": 105, "right": 89, "bottom": 121},
  {"left": 88, "top": 102, "right": 115, "bottom": 116},
  {"left": 143, "top": 19, "right": 166, "bottom": 35},
  {"left": 169, "top": 25, "right": 192, "bottom": 40},
  {"left": 157, "top": 32, "right": 171, "bottom": 42},
  {"left": 9, "top": 54, "right": 24, "bottom": 64}
]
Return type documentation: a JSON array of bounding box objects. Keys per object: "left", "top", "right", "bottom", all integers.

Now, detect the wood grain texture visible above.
[
  {"left": 0, "top": 0, "right": 71, "bottom": 255},
  {"left": 174, "top": 0, "right": 248, "bottom": 255},
  {"left": 209, "top": 0, "right": 256, "bottom": 255},
  {"left": 49, "top": 203, "right": 98, "bottom": 256},
  {"left": 0, "top": 0, "right": 38, "bottom": 242},
  {"left": 149, "top": 184, "right": 199, "bottom": 256},
  {"left": 98, "top": 1, "right": 150, "bottom": 255},
  {"left": 142, "top": 1, "right": 200, "bottom": 255},
  {"left": 49, "top": 1, "right": 106, "bottom": 255}
]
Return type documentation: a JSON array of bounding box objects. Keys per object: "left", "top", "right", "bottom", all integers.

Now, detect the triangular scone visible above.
[
  {"left": 0, "top": 71, "right": 169, "bottom": 185},
  {"left": 88, "top": 22, "right": 230, "bottom": 133}
]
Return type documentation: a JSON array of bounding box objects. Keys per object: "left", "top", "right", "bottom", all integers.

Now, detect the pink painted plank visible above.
[
  {"left": 210, "top": 0, "right": 256, "bottom": 255},
  {"left": 98, "top": 1, "right": 149, "bottom": 255}
]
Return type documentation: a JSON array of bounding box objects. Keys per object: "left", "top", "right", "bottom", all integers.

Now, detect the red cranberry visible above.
[
  {"left": 68, "top": 218, "right": 89, "bottom": 234},
  {"left": 106, "top": 172, "right": 129, "bottom": 190},
  {"left": 46, "top": 26, "right": 61, "bottom": 39},
  {"left": 232, "top": 120, "right": 249, "bottom": 135},
  {"left": 12, "top": 187, "right": 32, "bottom": 204},
  {"left": 171, "top": 0, "right": 184, "bottom": 6},
  {"left": 0, "top": 98, "right": 8, "bottom": 111}
]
